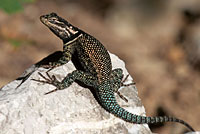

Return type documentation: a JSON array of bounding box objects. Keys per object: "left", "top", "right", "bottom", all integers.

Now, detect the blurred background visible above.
[{"left": 0, "top": 0, "right": 200, "bottom": 133}]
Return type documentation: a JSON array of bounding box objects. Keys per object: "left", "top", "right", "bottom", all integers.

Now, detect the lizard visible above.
[{"left": 32, "top": 12, "right": 195, "bottom": 132}]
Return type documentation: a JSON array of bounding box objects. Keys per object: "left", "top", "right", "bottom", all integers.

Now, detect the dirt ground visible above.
[{"left": 0, "top": 0, "right": 200, "bottom": 133}]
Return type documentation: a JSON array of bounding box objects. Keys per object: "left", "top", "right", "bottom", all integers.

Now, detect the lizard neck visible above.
[{"left": 63, "top": 30, "right": 83, "bottom": 44}]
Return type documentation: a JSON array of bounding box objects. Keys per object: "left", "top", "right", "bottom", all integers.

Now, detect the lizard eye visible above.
[{"left": 49, "top": 17, "right": 57, "bottom": 21}]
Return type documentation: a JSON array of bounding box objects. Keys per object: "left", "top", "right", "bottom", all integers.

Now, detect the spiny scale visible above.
[{"left": 34, "top": 12, "right": 195, "bottom": 132}]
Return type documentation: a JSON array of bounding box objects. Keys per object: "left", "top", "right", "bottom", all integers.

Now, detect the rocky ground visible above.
[{"left": 0, "top": 0, "right": 200, "bottom": 133}]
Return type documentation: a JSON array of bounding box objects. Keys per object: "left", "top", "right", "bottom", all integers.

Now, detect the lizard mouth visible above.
[
  {"left": 40, "top": 16, "right": 47, "bottom": 25},
  {"left": 40, "top": 15, "right": 51, "bottom": 26},
  {"left": 40, "top": 13, "right": 58, "bottom": 26}
]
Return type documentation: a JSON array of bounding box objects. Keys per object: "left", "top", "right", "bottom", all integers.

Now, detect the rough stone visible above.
[{"left": 0, "top": 53, "right": 151, "bottom": 134}]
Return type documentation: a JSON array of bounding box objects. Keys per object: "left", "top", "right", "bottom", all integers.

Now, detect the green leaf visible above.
[
  {"left": 0, "top": 0, "right": 23, "bottom": 14},
  {"left": 20, "top": 0, "right": 35, "bottom": 3},
  {"left": 0, "top": 0, "right": 35, "bottom": 14},
  {"left": 8, "top": 39, "right": 22, "bottom": 47}
]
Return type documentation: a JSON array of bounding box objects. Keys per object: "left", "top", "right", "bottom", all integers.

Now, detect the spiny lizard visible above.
[{"left": 32, "top": 13, "right": 195, "bottom": 132}]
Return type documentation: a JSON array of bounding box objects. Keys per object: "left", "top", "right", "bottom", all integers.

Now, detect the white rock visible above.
[{"left": 0, "top": 53, "right": 152, "bottom": 134}]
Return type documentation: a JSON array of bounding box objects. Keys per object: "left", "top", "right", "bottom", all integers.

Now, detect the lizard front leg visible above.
[
  {"left": 32, "top": 70, "right": 98, "bottom": 94},
  {"left": 41, "top": 43, "right": 75, "bottom": 72}
]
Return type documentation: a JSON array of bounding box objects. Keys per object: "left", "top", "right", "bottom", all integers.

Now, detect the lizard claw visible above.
[
  {"left": 121, "top": 74, "right": 135, "bottom": 87},
  {"left": 32, "top": 72, "right": 61, "bottom": 95},
  {"left": 44, "top": 88, "right": 58, "bottom": 95},
  {"left": 32, "top": 72, "right": 56, "bottom": 84},
  {"left": 115, "top": 74, "right": 135, "bottom": 103},
  {"left": 116, "top": 91, "right": 128, "bottom": 102}
]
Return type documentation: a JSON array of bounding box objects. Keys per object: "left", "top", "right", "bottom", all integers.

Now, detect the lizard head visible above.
[{"left": 40, "top": 12, "right": 80, "bottom": 41}]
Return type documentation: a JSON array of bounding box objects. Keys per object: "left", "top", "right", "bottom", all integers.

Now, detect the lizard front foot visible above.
[{"left": 32, "top": 72, "right": 63, "bottom": 95}]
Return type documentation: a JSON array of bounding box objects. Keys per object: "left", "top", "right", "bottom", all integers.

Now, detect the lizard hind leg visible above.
[{"left": 110, "top": 68, "right": 135, "bottom": 102}]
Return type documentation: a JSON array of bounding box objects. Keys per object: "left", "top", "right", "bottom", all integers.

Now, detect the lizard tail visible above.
[{"left": 97, "top": 82, "right": 195, "bottom": 132}]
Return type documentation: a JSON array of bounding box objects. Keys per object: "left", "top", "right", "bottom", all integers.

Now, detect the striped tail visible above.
[{"left": 97, "top": 82, "right": 195, "bottom": 132}]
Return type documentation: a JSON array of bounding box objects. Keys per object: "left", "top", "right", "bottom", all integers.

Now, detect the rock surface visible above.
[{"left": 0, "top": 53, "right": 152, "bottom": 134}]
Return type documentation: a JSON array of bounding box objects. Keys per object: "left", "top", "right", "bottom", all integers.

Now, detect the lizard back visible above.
[{"left": 76, "top": 33, "right": 112, "bottom": 83}]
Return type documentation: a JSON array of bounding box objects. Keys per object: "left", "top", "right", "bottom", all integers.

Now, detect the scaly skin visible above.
[{"left": 33, "top": 13, "right": 195, "bottom": 132}]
